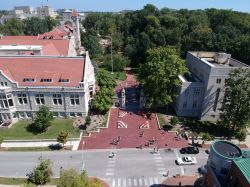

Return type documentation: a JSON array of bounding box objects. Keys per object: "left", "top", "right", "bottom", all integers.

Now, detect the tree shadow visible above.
[{"left": 48, "top": 144, "right": 62, "bottom": 150}]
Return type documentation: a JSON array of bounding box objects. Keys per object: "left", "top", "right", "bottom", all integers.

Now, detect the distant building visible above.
[
  {"left": 174, "top": 52, "right": 249, "bottom": 121},
  {"left": 13, "top": 6, "right": 34, "bottom": 14},
  {"left": 37, "top": 6, "right": 55, "bottom": 19},
  {"left": 0, "top": 53, "right": 95, "bottom": 125},
  {"left": 202, "top": 140, "right": 250, "bottom": 187}
]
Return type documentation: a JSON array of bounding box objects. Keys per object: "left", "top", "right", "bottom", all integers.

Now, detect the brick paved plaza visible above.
[{"left": 78, "top": 69, "right": 188, "bottom": 150}]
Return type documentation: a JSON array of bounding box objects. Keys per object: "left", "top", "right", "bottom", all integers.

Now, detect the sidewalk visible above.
[
  {"left": 1, "top": 140, "right": 80, "bottom": 151},
  {"left": 162, "top": 175, "right": 198, "bottom": 186}
]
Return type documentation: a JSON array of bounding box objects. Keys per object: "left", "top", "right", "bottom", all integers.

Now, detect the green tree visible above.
[
  {"left": 57, "top": 130, "right": 69, "bottom": 147},
  {"left": 170, "top": 116, "right": 179, "bottom": 126},
  {"left": 96, "top": 69, "right": 116, "bottom": 88},
  {"left": 138, "top": 46, "right": 187, "bottom": 106},
  {"left": 235, "top": 128, "right": 247, "bottom": 144},
  {"left": 220, "top": 68, "right": 250, "bottom": 131},
  {"left": 58, "top": 168, "right": 88, "bottom": 187},
  {"left": 0, "top": 136, "right": 3, "bottom": 148},
  {"left": 92, "top": 87, "right": 114, "bottom": 114},
  {"left": 33, "top": 106, "right": 53, "bottom": 133},
  {"left": 81, "top": 30, "right": 102, "bottom": 58},
  {"left": 30, "top": 157, "right": 53, "bottom": 185},
  {"left": 3, "top": 18, "right": 24, "bottom": 35},
  {"left": 88, "top": 178, "right": 102, "bottom": 187}
]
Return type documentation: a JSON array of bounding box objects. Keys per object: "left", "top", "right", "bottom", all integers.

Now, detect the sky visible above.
[{"left": 1, "top": 0, "right": 250, "bottom": 13}]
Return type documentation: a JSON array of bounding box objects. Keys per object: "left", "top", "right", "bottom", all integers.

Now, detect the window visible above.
[
  {"left": 216, "top": 78, "right": 221, "bottom": 84},
  {"left": 17, "top": 93, "right": 28, "bottom": 105},
  {"left": 23, "top": 78, "right": 35, "bottom": 82},
  {"left": 192, "top": 101, "right": 197, "bottom": 109},
  {"left": 89, "top": 86, "right": 94, "bottom": 97},
  {"left": 19, "top": 112, "right": 25, "bottom": 118},
  {"left": 0, "top": 82, "right": 3, "bottom": 86},
  {"left": 70, "top": 94, "right": 80, "bottom": 105},
  {"left": 0, "top": 95, "right": 8, "bottom": 108},
  {"left": 26, "top": 112, "right": 32, "bottom": 118},
  {"left": 35, "top": 94, "right": 45, "bottom": 105},
  {"left": 4, "top": 82, "right": 7, "bottom": 86},
  {"left": 7, "top": 94, "right": 14, "bottom": 107},
  {"left": 41, "top": 78, "right": 52, "bottom": 82},
  {"left": 183, "top": 101, "right": 187, "bottom": 108},
  {"left": 194, "top": 89, "right": 200, "bottom": 96},
  {"left": 70, "top": 113, "right": 76, "bottom": 117},
  {"left": 59, "top": 112, "right": 65, "bottom": 117},
  {"left": 77, "top": 113, "right": 82, "bottom": 117},
  {"left": 59, "top": 79, "right": 69, "bottom": 83},
  {"left": 213, "top": 88, "right": 220, "bottom": 111},
  {"left": 53, "top": 112, "right": 58, "bottom": 117},
  {"left": 53, "top": 94, "right": 62, "bottom": 105}
]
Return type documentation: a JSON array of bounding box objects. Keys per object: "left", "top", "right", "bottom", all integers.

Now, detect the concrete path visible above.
[{"left": 1, "top": 140, "right": 80, "bottom": 151}]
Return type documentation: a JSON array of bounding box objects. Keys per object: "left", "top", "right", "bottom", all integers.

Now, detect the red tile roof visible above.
[
  {"left": 0, "top": 36, "right": 70, "bottom": 56},
  {"left": 0, "top": 56, "right": 85, "bottom": 87}
]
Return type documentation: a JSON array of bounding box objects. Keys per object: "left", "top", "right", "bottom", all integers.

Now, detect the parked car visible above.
[
  {"left": 198, "top": 165, "right": 207, "bottom": 174},
  {"left": 180, "top": 146, "right": 199, "bottom": 154},
  {"left": 176, "top": 156, "right": 197, "bottom": 165}
]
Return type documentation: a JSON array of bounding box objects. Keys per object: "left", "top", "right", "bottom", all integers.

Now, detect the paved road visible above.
[{"left": 0, "top": 148, "right": 208, "bottom": 186}]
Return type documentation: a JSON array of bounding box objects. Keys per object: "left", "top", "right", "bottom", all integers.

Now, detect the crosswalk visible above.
[
  {"left": 106, "top": 177, "right": 165, "bottom": 187},
  {"left": 153, "top": 151, "right": 167, "bottom": 176}
]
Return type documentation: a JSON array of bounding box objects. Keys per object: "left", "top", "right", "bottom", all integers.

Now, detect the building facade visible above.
[
  {"left": 37, "top": 6, "right": 55, "bottom": 19},
  {"left": 0, "top": 53, "right": 95, "bottom": 125},
  {"left": 174, "top": 51, "right": 249, "bottom": 121},
  {"left": 202, "top": 140, "right": 250, "bottom": 187}
]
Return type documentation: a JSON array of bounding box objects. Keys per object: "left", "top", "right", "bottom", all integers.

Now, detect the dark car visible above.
[{"left": 180, "top": 146, "right": 199, "bottom": 154}]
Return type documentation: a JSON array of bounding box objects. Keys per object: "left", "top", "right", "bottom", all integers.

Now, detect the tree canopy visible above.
[
  {"left": 82, "top": 5, "right": 250, "bottom": 66},
  {"left": 220, "top": 68, "right": 250, "bottom": 132},
  {"left": 138, "top": 46, "right": 187, "bottom": 106},
  {"left": 33, "top": 106, "right": 53, "bottom": 133}
]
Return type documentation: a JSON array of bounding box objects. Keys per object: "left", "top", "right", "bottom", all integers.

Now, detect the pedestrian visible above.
[
  {"left": 166, "top": 170, "right": 169, "bottom": 177},
  {"left": 153, "top": 147, "right": 156, "bottom": 153},
  {"left": 118, "top": 136, "right": 121, "bottom": 141},
  {"left": 157, "top": 147, "right": 159, "bottom": 153}
]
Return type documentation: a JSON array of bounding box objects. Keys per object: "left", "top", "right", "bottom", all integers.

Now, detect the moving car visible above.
[
  {"left": 180, "top": 146, "right": 199, "bottom": 154},
  {"left": 176, "top": 156, "right": 197, "bottom": 165}
]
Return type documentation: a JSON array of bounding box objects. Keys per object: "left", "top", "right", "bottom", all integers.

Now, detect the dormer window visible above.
[
  {"left": 59, "top": 79, "right": 69, "bottom": 83},
  {"left": 23, "top": 78, "right": 35, "bottom": 82},
  {"left": 41, "top": 78, "right": 52, "bottom": 82}
]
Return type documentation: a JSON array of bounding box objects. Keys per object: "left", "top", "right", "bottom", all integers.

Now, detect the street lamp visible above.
[{"left": 106, "top": 36, "right": 113, "bottom": 74}]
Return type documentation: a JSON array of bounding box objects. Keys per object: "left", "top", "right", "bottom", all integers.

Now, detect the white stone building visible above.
[
  {"left": 174, "top": 51, "right": 249, "bottom": 121},
  {"left": 0, "top": 53, "right": 95, "bottom": 125}
]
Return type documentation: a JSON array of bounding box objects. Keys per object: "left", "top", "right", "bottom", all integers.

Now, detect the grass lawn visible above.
[
  {"left": 0, "top": 177, "right": 59, "bottom": 185},
  {"left": 112, "top": 71, "right": 126, "bottom": 81},
  {"left": 0, "top": 119, "right": 80, "bottom": 140},
  {"left": 156, "top": 113, "right": 166, "bottom": 127}
]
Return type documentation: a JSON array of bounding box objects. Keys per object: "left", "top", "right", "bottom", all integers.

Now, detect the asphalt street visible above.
[{"left": 0, "top": 148, "right": 209, "bottom": 186}]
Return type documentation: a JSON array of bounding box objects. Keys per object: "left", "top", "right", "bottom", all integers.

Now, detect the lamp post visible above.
[{"left": 106, "top": 36, "right": 113, "bottom": 74}]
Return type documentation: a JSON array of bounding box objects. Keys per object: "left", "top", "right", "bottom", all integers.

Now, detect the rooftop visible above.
[
  {"left": 189, "top": 51, "right": 249, "bottom": 68},
  {"left": 212, "top": 141, "right": 242, "bottom": 159},
  {"left": 0, "top": 56, "right": 85, "bottom": 87},
  {"left": 234, "top": 158, "right": 250, "bottom": 183},
  {"left": 0, "top": 36, "right": 70, "bottom": 56}
]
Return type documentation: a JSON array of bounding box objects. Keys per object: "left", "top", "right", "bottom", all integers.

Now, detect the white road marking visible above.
[
  {"left": 106, "top": 168, "right": 115, "bottom": 171},
  {"left": 112, "top": 179, "right": 115, "bottom": 187},
  {"left": 133, "top": 179, "right": 138, "bottom": 186},
  {"left": 174, "top": 149, "right": 185, "bottom": 175},
  {"left": 108, "top": 160, "right": 116, "bottom": 164},
  {"left": 154, "top": 177, "right": 159, "bottom": 184},
  {"left": 122, "top": 178, "right": 126, "bottom": 186},
  {"left": 117, "top": 178, "right": 121, "bottom": 186},
  {"left": 157, "top": 167, "right": 166, "bottom": 170},
  {"left": 106, "top": 172, "right": 114, "bottom": 176},
  {"left": 107, "top": 164, "right": 115, "bottom": 167},
  {"left": 149, "top": 178, "right": 154, "bottom": 185},
  {"left": 144, "top": 178, "right": 148, "bottom": 186},
  {"left": 156, "top": 163, "right": 164, "bottom": 167},
  {"left": 138, "top": 178, "right": 143, "bottom": 186},
  {"left": 155, "top": 159, "right": 163, "bottom": 163},
  {"left": 128, "top": 178, "right": 132, "bottom": 186},
  {"left": 154, "top": 156, "right": 162, "bottom": 160}
]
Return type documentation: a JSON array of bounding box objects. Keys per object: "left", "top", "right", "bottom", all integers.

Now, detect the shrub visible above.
[
  {"left": 85, "top": 116, "right": 91, "bottom": 126},
  {"left": 57, "top": 130, "right": 69, "bottom": 147},
  {"left": 170, "top": 116, "right": 179, "bottom": 126},
  {"left": 33, "top": 106, "right": 53, "bottom": 133},
  {"left": 58, "top": 168, "right": 88, "bottom": 187},
  {"left": 29, "top": 157, "right": 53, "bottom": 185}
]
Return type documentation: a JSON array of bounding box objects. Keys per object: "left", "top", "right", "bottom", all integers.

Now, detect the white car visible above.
[{"left": 176, "top": 156, "right": 197, "bottom": 165}]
